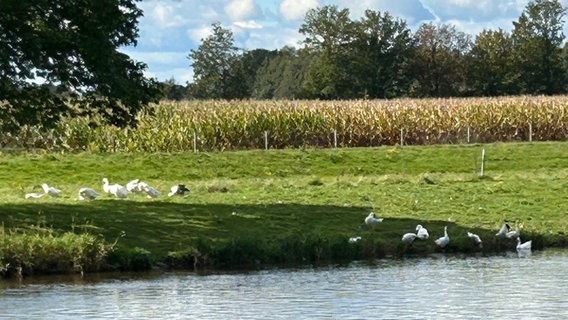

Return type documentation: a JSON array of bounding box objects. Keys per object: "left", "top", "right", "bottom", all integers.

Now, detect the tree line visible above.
[
  {"left": 163, "top": 0, "right": 568, "bottom": 100},
  {"left": 1, "top": 0, "right": 566, "bottom": 134}
]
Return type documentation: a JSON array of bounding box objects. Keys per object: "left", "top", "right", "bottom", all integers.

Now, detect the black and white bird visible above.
[
  {"left": 125, "top": 179, "right": 142, "bottom": 193},
  {"left": 467, "top": 231, "right": 483, "bottom": 247},
  {"left": 416, "top": 224, "right": 429, "bottom": 240},
  {"left": 78, "top": 187, "right": 99, "bottom": 201},
  {"left": 506, "top": 221, "right": 520, "bottom": 239},
  {"left": 365, "top": 212, "right": 384, "bottom": 228},
  {"left": 495, "top": 222, "right": 510, "bottom": 237},
  {"left": 168, "top": 184, "right": 190, "bottom": 197}
]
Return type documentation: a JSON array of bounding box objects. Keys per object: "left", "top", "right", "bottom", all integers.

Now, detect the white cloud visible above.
[
  {"left": 187, "top": 25, "right": 214, "bottom": 43},
  {"left": 233, "top": 20, "right": 264, "bottom": 29},
  {"left": 225, "top": 0, "right": 258, "bottom": 21},
  {"left": 280, "top": 0, "right": 319, "bottom": 21}
]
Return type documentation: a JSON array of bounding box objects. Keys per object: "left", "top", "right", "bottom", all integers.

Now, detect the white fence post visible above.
[
  {"left": 400, "top": 128, "right": 404, "bottom": 146},
  {"left": 333, "top": 128, "right": 337, "bottom": 148},
  {"left": 193, "top": 130, "right": 197, "bottom": 153},
  {"left": 480, "top": 148, "right": 486, "bottom": 176},
  {"left": 264, "top": 130, "right": 269, "bottom": 150}
]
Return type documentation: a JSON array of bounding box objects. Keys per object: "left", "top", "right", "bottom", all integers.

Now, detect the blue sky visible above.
[{"left": 120, "top": 0, "right": 567, "bottom": 84}]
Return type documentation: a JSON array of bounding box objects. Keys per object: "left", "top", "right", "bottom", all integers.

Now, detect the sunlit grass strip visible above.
[
  {"left": 3, "top": 96, "right": 568, "bottom": 152},
  {"left": 0, "top": 225, "right": 112, "bottom": 276}
]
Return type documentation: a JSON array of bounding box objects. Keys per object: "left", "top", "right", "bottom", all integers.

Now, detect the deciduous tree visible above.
[{"left": 0, "top": 0, "right": 159, "bottom": 132}]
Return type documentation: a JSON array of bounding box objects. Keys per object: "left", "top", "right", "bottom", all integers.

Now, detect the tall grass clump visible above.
[
  {"left": 2, "top": 96, "right": 568, "bottom": 152},
  {"left": 0, "top": 225, "right": 115, "bottom": 277}
]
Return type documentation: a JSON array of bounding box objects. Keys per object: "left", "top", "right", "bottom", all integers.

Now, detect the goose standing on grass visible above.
[
  {"left": 78, "top": 187, "right": 99, "bottom": 201},
  {"left": 506, "top": 221, "right": 520, "bottom": 239},
  {"left": 402, "top": 232, "right": 417, "bottom": 244},
  {"left": 138, "top": 181, "right": 160, "bottom": 198},
  {"left": 435, "top": 226, "right": 450, "bottom": 248},
  {"left": 467, "top": 231, "right": 483, "bottom": 248},
  {"left": 168, "top": 184, "right": 190, "bottom": 197},
  {"left": 416, "top": 224, "right": 429, "bottom": 240},
  {"left": 516, "top": 237, "right": 532, "bottom": 251},
  {"left": 41, "top": 183, "right": 61, "bottom": 197},
  {"left": 102, "top": 178, "right": 129, "bottom": 198},
  {"left": 365, "top": 212, "right": 384, "bottom": 228},
  {"left": 495, "top": 222, "right": 510, "bottom": 237}
]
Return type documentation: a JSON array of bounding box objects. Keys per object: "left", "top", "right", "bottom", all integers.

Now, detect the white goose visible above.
[
  {"left": 365, "top": 212, "right": 384, "bottom": 228},
  {"left": 78, "top": 187, "right": 99, "bottom": 201},
  {"left": 467, "top": 231, "right": 483, "bottom": 247},
  {"left": 506, "top": 221, "right": 520, "bottom": 239},
  {"left": 435, "top": 226, "right": 450, "bottom": 248},
  {"left": 125, "top": 179, "right": 141, "bottom": 193},
  {"left": 138, "top": 181, "right": 160, "bottom": 198},
  {"left": 495, "top": 223, "right": 510, "bottom": 237},
  {"left": 102, "top": 178, "right": 129, "bottom": 198},
  {"left": 348, "top": 236, "right": 362, "bottom": 243},
  {"left": 402, "top": 232, "right": 417, "bottom": 244},
  {"left": 25, "top": 192, "right": 45, "bottom": 199},
  {"left": 516, "top": 237, "right": 532, "bottom": 251},
  {"left": 416, "top": 224, "right": 429, "bottom": 240},
  {"left": 41, "top": 183, "right": 61, "bottom": 197}
]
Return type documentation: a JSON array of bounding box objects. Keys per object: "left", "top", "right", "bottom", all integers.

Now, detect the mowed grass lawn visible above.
[{"left": 1, "top": 141, "right": 567, "bottom": 267}]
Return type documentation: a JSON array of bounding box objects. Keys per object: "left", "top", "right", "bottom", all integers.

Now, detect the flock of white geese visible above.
[
  {"left": 24, "top": 179, "right": 191, "bottom": 200},
  {"left": 359, "top": 212, "right": 532, "bottom": 252}
]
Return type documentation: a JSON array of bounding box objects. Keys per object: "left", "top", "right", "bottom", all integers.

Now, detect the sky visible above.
[{"left": 120, "top": 0, "right": 568, "bottom": 84}]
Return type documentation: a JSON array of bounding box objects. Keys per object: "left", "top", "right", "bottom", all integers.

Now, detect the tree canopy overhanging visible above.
[{"left": 0, "top": 0, "right": 159, "bottom": 133}]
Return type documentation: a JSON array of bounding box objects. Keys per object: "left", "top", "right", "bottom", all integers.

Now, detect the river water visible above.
[{"left": 1, "top": 249, "right": 567, "bottom": 319}]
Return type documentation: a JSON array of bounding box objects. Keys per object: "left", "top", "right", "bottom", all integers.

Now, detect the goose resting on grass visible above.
[
  {"left": 102, "top": 178, "right": 129, "bottom": 198},
  {"left": 78, "top": 187, "right": 99, "bottom": 201},
  {"left": 516, "top": 237, "right": 532, "bottom": 251},
  {"left": 138, "top": 181, "right": 160, "bottom": 198},
  {"left": 416, "top": 224, "right": 429, "bottom": 240},
  {"left": 365, "top": 212, "right": 384, "bottom": 228},
  {"left": 25, "top": 192, "right": 45, "bottom": 199},
  {"left": 435, "top": 226, "right": 450, "bottom": 248},
  {"left": 125, "top": 179, "right": 141, "bottom": 193},
  {"left": 41, "top": 183, "right": 61, "bottom": 197}
]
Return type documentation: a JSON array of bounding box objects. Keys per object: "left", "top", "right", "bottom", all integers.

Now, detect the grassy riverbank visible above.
[{"left": 1, "top": 141, "right": 567, "bottom": 274}]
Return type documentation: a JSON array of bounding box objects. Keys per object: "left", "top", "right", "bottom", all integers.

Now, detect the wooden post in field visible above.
[
  {"left": 480, "top": 148, "right": 486, "bottom": 176},
  {"left": 193, "top": 131, "right": 197, "bottom": 153},
  {"left": 264, "top": 130, "right": 268, "bottom": 150},
  {"left": 529, "top": 122, "right": 533, "bottom": 142},
  {"left": 333, "top": 128, "right": 337, "bottom": 148},
  {"left": 400, "top": 128, "right": 404, "bottom": 146},
  {"left": 467, "top": 126, "right": 471, "bottom": 143}
]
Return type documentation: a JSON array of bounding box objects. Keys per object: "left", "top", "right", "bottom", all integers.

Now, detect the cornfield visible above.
[{"left": 2, "top": 96, "right": 568, "bottom": 152}]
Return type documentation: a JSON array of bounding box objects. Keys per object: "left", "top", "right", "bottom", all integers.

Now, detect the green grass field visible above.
[{"left": 1, "top": 141, "right": 567, "bottom": 271}]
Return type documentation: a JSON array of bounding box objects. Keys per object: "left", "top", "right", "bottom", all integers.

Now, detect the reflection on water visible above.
[{"left": 1, "top": 250, "right": 568, "bottom": 319}]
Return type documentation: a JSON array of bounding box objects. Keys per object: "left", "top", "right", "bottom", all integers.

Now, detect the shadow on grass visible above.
[{"left": 0, "top": 200, "right": 560, "bottom": 271}]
